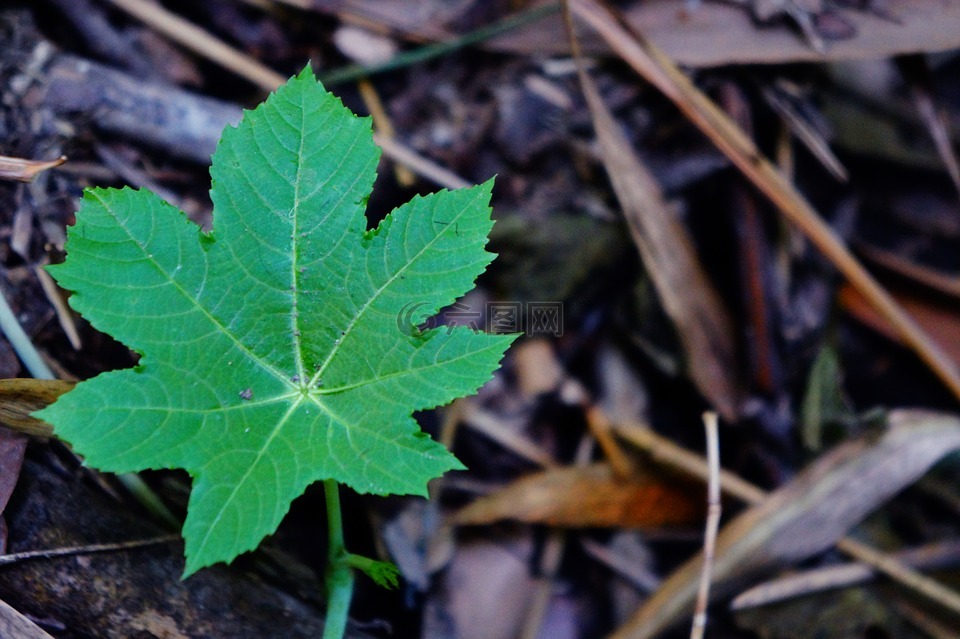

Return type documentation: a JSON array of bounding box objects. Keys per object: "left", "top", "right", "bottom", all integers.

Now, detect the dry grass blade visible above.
[
  {"left": 761, "top": 86, "right": 848, "bottom": 183},
  {"left": 0, "top": 155, "right": 65, "bottom": 183},
  {"left": 731, "top": 540, "right": 960, "bottom": 611},
  {"left": 564, "top": 4, "right": 742, "bottom": 421},
  {"left": 570, "top": 0, "right": 960, "bottom": 405},
  {"left": 896, "top": 55, "right": 960, "bottom": 199},
  {"left": 611, "top": 410, "right": 960, "bottom": 639}
]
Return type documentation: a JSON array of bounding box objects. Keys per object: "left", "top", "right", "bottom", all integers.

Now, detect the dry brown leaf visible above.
[
  {"left": 0, "top": 597, "right": 55, "bottom": 639},
  {"left": 571, "top": 34, "right": 742, "bottom": 420},
  {"left": 838, "top": 282, "right": 960, "bottom": 369},
  {"left": 0, "top": 155, "right": 65, "bottom": 183},
  {"left": 0, "top": 428, "right": 27, "bottom": 526},
  {"left": 611, "top": 409, "right": 960, "bottom": 639},
  {"left": 305, "top": 0, "right": 960, "bottom": 67},
  {"left": 0, "top": 379, "right": 75, "bottom": 439},
  {"left": 451, "top": 462, "right": 703, "bottom": 529}
]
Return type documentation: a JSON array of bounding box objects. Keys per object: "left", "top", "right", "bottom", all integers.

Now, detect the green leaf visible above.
[{"left": 36, "top": 66, "right": 516, "bottom": 577}]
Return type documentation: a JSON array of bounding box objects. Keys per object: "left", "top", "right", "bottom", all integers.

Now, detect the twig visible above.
[
  {"left": 102, "top": 0, "right": 472, "bottom": 191},
  {"left": 690, "top": 412, "right": 720, "bottom": 639},
  {"left": 0, "top": 289, "right": 55, "bottom": 380},
  {"left": 0, "top": 535, "right": 179, "bottom": 567},
  {"left": 731, "top": 539, "right": 960, "bottom": 609},
  {"left": 372, "top": 134, "right": 470, "bottom": 191},
  {"left": 461, "top": 402, "right": 559, "bottom": 469},
  {"left": 579, "top": 537, "right": 661, "bottom": 593},
  {"left": 33, "top": 265, "right": 81, "bottom": 350},
  {"left": 891, "top": 597, "right": 960, "bottom": 639},
  {"left": 584, "top": 403, "right": 634, "bottom": 479},
  {"left": 104, "top": 0, "right": 284, "bottom": 91},
  {"left": 835, "top": 536, "right": 960, "bottom": 617},
  {"left": 357, "top": 79, "right": 415, "bottom": 187}
]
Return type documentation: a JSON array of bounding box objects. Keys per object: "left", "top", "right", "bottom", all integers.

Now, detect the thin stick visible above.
[
  {"left": 34, "top": 264, "right": 81, "bottom": 350},
  {"left": 0, "top": 290, "right": 55, "bottom": 380},
  {"left": 0, "top": 535, "right": 179, "bottom": 566},
  {"left": 835, "top": 536, "right": 960, "bottom": 616},
  {"left": 690, "top": 412, "right": 721, "bottom": 639},
  {"left": 105, "top": 0, "right": 285, "bottom": 91},
  {"left": 103, "top": 0, "right": 472, "bottom": 191},
  {"left": 357, "top": 79, "right": 416, "bottom": 187},
  {"left": 731, "top": 539, "right": 960, "bottom": 610}
]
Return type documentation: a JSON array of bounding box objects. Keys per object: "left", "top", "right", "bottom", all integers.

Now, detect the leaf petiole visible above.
[
  {"left": 322, "top": 481, "right": 403, "bottom": 638},
  {"left": 323, "top": 479, "right": 354, "bottom": 639}
]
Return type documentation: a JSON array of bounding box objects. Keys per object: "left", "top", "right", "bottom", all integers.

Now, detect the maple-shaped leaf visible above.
[{"left": 36, "top": 67, "right": 516, "bottom": 576}]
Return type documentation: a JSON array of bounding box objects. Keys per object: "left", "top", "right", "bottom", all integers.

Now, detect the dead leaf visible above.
[
  {"left": 838, "top": 282, "right": 960, "bottom": 369},
  {"left": 0, "top": 379, "right": 75, "bottom": 439},
  {"left": 611, "top": 409, "right": 960, "bottom": 639},
  {"left": 569, "top": 12, "right": 742, "bottom": 421},
  {"left": 0, "top": 428, "right": 27, "bottom": 517},
  {"left": 0, "top": 426, "right": 28, "bottom": 552},
  {"left": 426, "top": 536, "right": 537, "bottom": 639},
  {"left": 451, "top": 462, "right": 703, "bottom": 529},
  {"left": 0, "top": 155, "right": 65, "bottom": 183},
  {"left": 306, "top": 0, "right": 960, "bottom": 67},
  {"left": 0, "top": 597, "right": 55, "bottom": 639}
]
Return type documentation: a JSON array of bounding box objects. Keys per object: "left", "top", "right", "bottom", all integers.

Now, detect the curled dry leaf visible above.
[
  {"left": 0, "top": 155, "right": 65, "bottom": 183},
  {"left": 611, "top": 409, "right": 960, "bottom": 639},
  {"left": 451, "top": 462, "right": 703, "bottom": 529},
  {"left": 0, "top": 379, "right": 74, "bottom": 439}
]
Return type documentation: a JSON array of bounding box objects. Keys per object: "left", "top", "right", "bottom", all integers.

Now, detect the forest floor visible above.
[{"left": 1, "top": 1, "right": 960, "bottom": 638}]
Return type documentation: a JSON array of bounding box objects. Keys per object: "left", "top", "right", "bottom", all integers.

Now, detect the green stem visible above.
[
  {"left": 322, "top": 480, "right": 354, "bottom": 639},
  {"left": 319, "top": 3, "right": 560, "bottom": 86}
]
